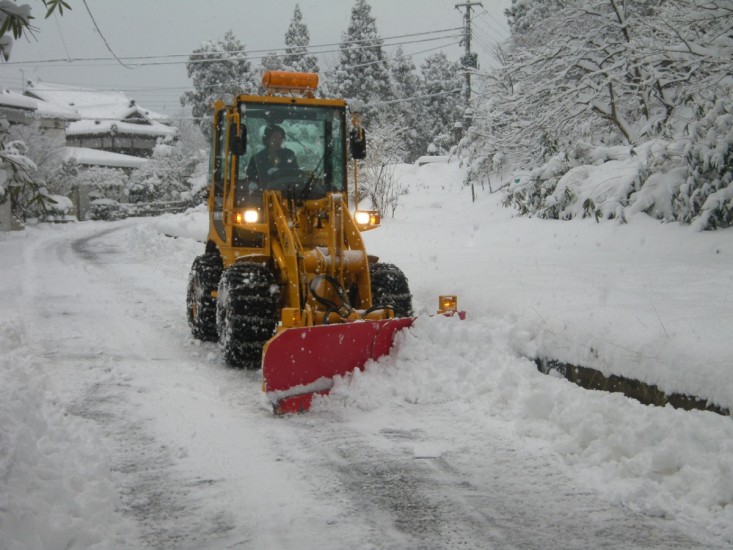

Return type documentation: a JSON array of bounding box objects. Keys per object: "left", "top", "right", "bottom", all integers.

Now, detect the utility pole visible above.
[{"left": 455, "top": 1, "right": 482, "bottom": 106}]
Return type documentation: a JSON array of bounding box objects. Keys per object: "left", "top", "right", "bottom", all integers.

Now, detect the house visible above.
[
  {"left": 0, "top": 88, "right": 39, "bottom": 124},
  {"left": 0, "top": 88, "right": 81, "bottom": 229},
  {"left": 1, "top": 82, "right": 182, "bottom": 224},
  {"left": 24, "top": 81, "right": 177, "bottom": 158},
  {"left": 0, "top": 87, "right": 79, "bottom": 142}
]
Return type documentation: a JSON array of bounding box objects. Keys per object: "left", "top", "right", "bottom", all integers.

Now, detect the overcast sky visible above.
[{"left": 1, "top": 0, "right": 511, "bottom": 115}]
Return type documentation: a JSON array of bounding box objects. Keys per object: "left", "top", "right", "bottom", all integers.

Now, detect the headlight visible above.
[
  {"left": 243, "top": 209, "right": 259, "bottom": 223},
  {"left": 354, "top": 210, "right": 380, "bottom": 227},
  {"left": 354, "top": 211, "right": 371, "bottom": 225},
  {"left": 234, "top": 209, "right": 260, "bottom": 224}
]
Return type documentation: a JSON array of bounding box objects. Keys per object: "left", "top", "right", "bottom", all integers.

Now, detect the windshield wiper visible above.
[{"left": 298, "top": 149, "right": 328, "bottom": 202}]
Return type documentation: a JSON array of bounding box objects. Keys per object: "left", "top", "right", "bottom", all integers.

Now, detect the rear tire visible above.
[
  {"left": 187, "top": 253, "right": 222, "bottom": 341},
  {"left": 217, "top": 262, "right": 281, "bottom": 368},
  {"left": 370, "top": 262, "right": 413, "bottom": 317}
]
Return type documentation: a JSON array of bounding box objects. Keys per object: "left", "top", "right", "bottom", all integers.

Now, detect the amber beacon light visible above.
[
  {"left": 262, "top": 71, "right": 319, "bottom": 93},
  {"left": 438, "top": 295, "right": 458, "bottom": 314}
]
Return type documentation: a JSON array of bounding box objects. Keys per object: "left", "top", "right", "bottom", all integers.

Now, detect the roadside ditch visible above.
[{"left": 535, "top": 358, "right": 730, "bottom": 417}]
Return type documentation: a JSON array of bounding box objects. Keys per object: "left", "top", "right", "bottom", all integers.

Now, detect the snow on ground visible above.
[{"left": 1, "top": 161, "right": 732, "bottom": 548}]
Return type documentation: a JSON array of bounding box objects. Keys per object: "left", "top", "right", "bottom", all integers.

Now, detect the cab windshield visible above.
[{"left": 235, "top": 102, "right": 345, "bottom": 204}]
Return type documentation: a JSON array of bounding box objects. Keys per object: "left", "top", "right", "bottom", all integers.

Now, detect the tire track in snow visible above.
[
  {"left": 25, "top": 223, "right": 241, "bottom": 549},
  {"left": 278, "top": 387, "right": 720, "bottom": 548}
]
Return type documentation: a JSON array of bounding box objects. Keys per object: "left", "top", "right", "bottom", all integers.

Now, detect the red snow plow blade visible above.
[{"left": 262, "top": 317, "right": 414, "bottom": 414}]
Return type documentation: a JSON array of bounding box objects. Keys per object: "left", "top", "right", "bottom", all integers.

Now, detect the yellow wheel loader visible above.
[{"left": 187, "top": 71, "right": 456, "bottom": 413}]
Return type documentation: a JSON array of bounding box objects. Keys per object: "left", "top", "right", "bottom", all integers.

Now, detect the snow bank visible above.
[
  {"left": 322, "top": 315, "right": 733, "bottom": 543},
  {"left": 0, "top": 318, "right": 131, "bottom": 549}
]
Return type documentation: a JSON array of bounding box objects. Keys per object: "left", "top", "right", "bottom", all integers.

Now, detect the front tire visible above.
[
  {"left": 216, "top": 262, "right": 281, "bottom": 368},
  {"left": 370, "top": 262, "right": 413, "bottom": 317},
  {"left": 186, "top": 253, "right": 222, "bottom": 341}
]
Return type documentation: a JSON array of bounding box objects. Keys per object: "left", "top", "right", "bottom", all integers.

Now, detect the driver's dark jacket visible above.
[{"left": 246, "top": 147, "right": 298, "bottom": 183}]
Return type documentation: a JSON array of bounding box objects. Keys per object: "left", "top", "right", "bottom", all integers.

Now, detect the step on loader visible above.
[{"left": 186, "top": 71, "right": 459, "bottom": 413}]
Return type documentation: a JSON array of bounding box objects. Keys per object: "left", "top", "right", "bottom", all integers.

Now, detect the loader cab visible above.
[
  {"left": 234, "top": 100, "right": 347, "bottom": 206},
  {"left": 206, "top": 72, "right": 370, "bottom": 261}
]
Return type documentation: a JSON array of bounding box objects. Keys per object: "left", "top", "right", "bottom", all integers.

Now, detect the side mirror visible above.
[
  {"left": 349, "top": 126, "right": 367, "bottom": 160},
  {"left": 229, "top": 123, "right": 247, "bottom": 156}
]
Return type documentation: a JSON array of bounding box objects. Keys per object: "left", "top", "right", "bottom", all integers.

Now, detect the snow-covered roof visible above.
[
  {"left": 25, "top": 81, "right": 172, "bottom": 124},
  {"left": 63, "top": 146, "right": 149, "bottom": 169},
  {"left": 0, "top": 88, "right": 80, "bottom": 122},
  {"left": 30, "top": 97, "right": 80, "bottom": 121},
  {"left": 0, "top": 88, "right": 36, "bottom": 110},
  {"left": 66, "top": 118, "right": 177, "bottom": 139}
]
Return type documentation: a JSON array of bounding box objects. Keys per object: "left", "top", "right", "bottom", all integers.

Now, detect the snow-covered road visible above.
[{"left": 4, "top": 216, "right": 729, "bottom": 549}]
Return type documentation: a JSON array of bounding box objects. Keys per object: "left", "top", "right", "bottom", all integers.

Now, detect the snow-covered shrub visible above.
[
  {"left": 88, "top": 198, "right": 125, "bottom": 221},
  {"left": 502, "top": 143, "right": 671, "bottom": 222},
  {"left": 126, "top": 141, "right": 205, "bottom": 204},
  {"left": 75, "top": 166, "right": 128, "bottom": 202},
  {"left": 127, "top": 172, "right": 163, "bottom": 203},
  {"left": 502, "top": 151, "right": 572, "bottom": 219},
  {"left": 51, "top": 158, "right": 81, "bottom": 197},
  {"left": 676, "top": 96, "right": 733, "bottom": 230},
  {"left": 8, "top": 121, "right": 64, "bottom": 192},
  {"left": 0, "top": 119, "right": 55, "bottom": 223},
  {"left": 359, "top": 119, "right": 408, "bottom": 216},
  {"left": 41, "top": 194, "right": 75, "bottom": 222}
]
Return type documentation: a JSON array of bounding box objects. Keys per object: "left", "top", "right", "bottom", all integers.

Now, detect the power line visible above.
[
  {"left": 81, "top": 0, "right": 132, "bottom": 70},
  {"left": 6, "top": 27, "right": 462, "bottom": 67},
  {"left": 475, "top": 9, "right": 510, "bottom": 39},
  {"left": 52, "top": 10, "right": 71, "bottom": 61}
]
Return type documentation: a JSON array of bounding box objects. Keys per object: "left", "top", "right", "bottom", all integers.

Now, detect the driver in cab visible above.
[{"left": 246, "top": 124, "right": 298, "bottom": 186}]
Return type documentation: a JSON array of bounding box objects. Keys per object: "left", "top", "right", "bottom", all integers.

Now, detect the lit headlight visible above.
[
  {"left": 354, "top": 210, "right": 380, "bottom": 228},
  {"left": 235, "top": 209, "right": 259, "bottom": 224},
  {"left": 354, "top": 211, "right": 371, "bottom": 225},
  {"left": 243, "top": 209, "right": 259, "bottom": 223}
]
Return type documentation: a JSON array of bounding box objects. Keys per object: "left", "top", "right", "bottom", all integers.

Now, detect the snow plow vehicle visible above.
[{"left": 186, "top": 71, "right": 458, "bottom": 413}]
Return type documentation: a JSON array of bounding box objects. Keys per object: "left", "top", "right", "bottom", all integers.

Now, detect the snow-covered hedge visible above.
[
  {"left": 503, "top": 122, "right": 732, "bottom": 231},
  {"left": 678, "top": 96, "right": 733, "bottom": 230},
  {"left": 88, "top": 198, "right": 125, "bottom": 221}
]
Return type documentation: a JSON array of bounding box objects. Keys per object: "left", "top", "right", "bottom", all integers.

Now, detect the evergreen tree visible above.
[
  {"left": 260, "top": 51, "right": 284, "bottom": 72},
  {"left": 260, "top": 5, "right": 319, "bottom": 76},
  {"left": 181, "top": 31, "right": 258, "bottom": 137},
  {"left": 328, "top": 0, "right": 393, "bottom": 121},
  {"left": 418, "top": 52, "right": 462, "bottom": 154},
  {"left": 389, "top": 46, "right": 424, "bottom": 162},
  {"left": 283, "top": 4, "right": 319, "bottom": 74}
]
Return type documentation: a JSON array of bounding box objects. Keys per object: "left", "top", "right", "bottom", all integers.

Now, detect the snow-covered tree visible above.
[
  {"left": 468, "top": 0, "right": 733, "bottom": 229},
  {"left": 127, "top": 140, "right": 206, "bottom": 204},
  {"left": 328, "top": 0, "right": 393, "bottom": 122},
  {"left": 8, "top": 121, "right": 65, "bottom": 193},
  {"left": 487, "top": 0, "right": 733, "bottom": 156},
  {"left": 181, "top": 31, "right": 258, "bottom": 137},
  {"left": 1, "top": 1, "right": 69, "bottom": 225},
  {"left": 0, "top": 118, "right": 57, "bottom": 222},
  {"left": 75, "top": 166, "right": 128, "bottom": 209},
  {"left": 260, "top": 4, "right": 319, "bottom": 87},
  {"left": 358, "top": 118, "right": 407, "bottom": 217},
  {"left": 418, "top": 52, "right": 462, "bottom": 155},
  {"left": 389, "top": 46, "right": 424, "bottom": 162},
  {"left": 282, "top": 4, "right": 319, "bottom": 74},
  {"left": 678, "top": 93, "right": 733, "bottom": 230}
]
